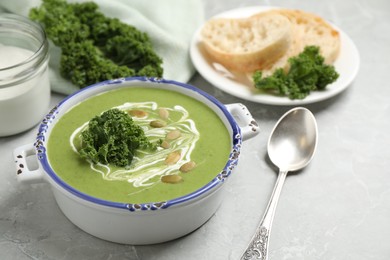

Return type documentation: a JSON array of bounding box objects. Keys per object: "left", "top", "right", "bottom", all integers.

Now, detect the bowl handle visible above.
[
  {"left": 13, "top": 143, "right": 45, "bottom": 184},
  {"left": 225, "top": 103, "right": 259, "bottom": 141}
]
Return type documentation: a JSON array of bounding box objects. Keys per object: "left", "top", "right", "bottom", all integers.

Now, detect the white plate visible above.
[{"left": 190, "top": 6, "right": 360, "bottom": 105}]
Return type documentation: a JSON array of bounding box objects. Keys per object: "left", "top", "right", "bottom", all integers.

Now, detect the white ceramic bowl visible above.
[{"left": 14, "top": 77, "right": 259, "bottom": 244}]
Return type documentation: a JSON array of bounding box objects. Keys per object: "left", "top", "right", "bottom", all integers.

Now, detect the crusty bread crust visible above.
[{"left": 201, "top": 13, "right": 293, "bottom": 72}]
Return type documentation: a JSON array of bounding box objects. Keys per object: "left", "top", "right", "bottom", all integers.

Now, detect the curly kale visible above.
[
  {"left": 29, "top": 0, "right": 163, "bottom": 88},
  {"left": 79, "top": 109, "right": 158, "bottom": 167},
  {"left": 253, "top": 46, "right": 339, "bottom": 99}
]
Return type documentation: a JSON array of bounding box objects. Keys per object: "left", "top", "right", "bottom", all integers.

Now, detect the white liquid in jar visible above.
[
  {"left": 0, "top": 44, "right": 34, "bottom": 69},
  {"left": 0, "top": 44, "right": 50, "bottom": 136}
]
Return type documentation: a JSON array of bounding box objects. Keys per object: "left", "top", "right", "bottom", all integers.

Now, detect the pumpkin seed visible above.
[
  {"left": 161, "top": 174, "right": 182, "bottom": 184},
  {"left": 150, "top": 120, "right": 167, "bottom": 128},
  {"left": 179, "top": 161, "right": 196, "bottom": 173},
  {"left": 165, "top": 151, "right": 181, "bottom": 165},
  {"left": 166, "top": 129, "right": 181, "bottom": 140},
  {"left": 128, "top": 109, "right": 148, "bottom": 118},
  {"left": 161, "top": 140, "right": 170, "bottom": 149},
  {"left": 159, "top": 108, "right": 169, "bottom": 120}
]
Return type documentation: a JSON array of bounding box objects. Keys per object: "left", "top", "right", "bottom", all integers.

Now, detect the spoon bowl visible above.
[
  {"left": 241, "top": 107, "right": 318, "bottom": 260},
  {"left": 268, "top": 107, "right": 318, "bottom": 172}
]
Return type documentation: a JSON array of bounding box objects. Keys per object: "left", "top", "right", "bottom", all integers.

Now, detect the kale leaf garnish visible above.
[
  {"left": 79, "top": 109, "right": 158, "bottom": 167},
  {"left": 253, "top": 46, "right": 339, "bottom": 99}
]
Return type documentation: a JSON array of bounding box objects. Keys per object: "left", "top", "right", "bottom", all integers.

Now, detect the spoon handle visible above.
[{"left": 241, "top": 170, "right": 288, "bottom": 260}]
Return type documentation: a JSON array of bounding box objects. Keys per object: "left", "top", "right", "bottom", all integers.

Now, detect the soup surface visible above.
[{"left": 47, "top": 87, "right": 231, "bottom": 203}]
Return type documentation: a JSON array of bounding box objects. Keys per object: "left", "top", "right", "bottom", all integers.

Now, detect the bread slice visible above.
[
  {"left": 275, "top": 9, "right": 340, "bottom": 64},
  {"left": 255, "top": 9, "right": 340, "bottom": 67},
  {"left": 201, "top": 13, "right": 293, "bottom": 72},
  {"left": 251, "top": 12, "right": 304, "bottom": 77},
  {"left": 246, "top": 9, "right": 341, "bottom": 82}
]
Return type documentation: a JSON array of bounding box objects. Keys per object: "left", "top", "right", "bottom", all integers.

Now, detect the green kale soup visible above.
[{"left": 47, "top": 87, "right": 231, "bottom": 203}]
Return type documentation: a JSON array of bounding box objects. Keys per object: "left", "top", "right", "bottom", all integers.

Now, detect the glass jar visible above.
[{"left": 0, "top": 13, "right": 50, "bottom": 136}]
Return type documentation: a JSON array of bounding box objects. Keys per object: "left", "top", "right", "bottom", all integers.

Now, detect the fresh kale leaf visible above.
[
  {"left": 253, "top": 46, "right": 339, "bottom": 99},
  {"left": 29, "top": 0, "right": 163, "bottom": 88}
]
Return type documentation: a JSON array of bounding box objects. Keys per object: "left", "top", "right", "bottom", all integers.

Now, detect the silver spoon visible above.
[{"left": 241, "top": 107, "right": 318, "bottom": 260}]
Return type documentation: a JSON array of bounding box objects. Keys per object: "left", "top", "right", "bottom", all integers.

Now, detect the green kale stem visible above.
[
  {"left": 29, "top": 0, "right": 163, "bottom": 88},
  {"left": 253, "top": 46, "right": 339, "bottom": 99}
]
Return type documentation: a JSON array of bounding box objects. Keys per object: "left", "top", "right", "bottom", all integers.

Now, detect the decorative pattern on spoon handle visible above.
[
  {"left": 241, "top": 170, "right": 288, "bottom": 260},
  {"left": 241, "top": 226, "right": 269, "bottom": 260}
]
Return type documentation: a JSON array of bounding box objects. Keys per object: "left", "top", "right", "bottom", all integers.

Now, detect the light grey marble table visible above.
[{"left": 1, "top": 0, "right": 390, "bottom": 259}]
